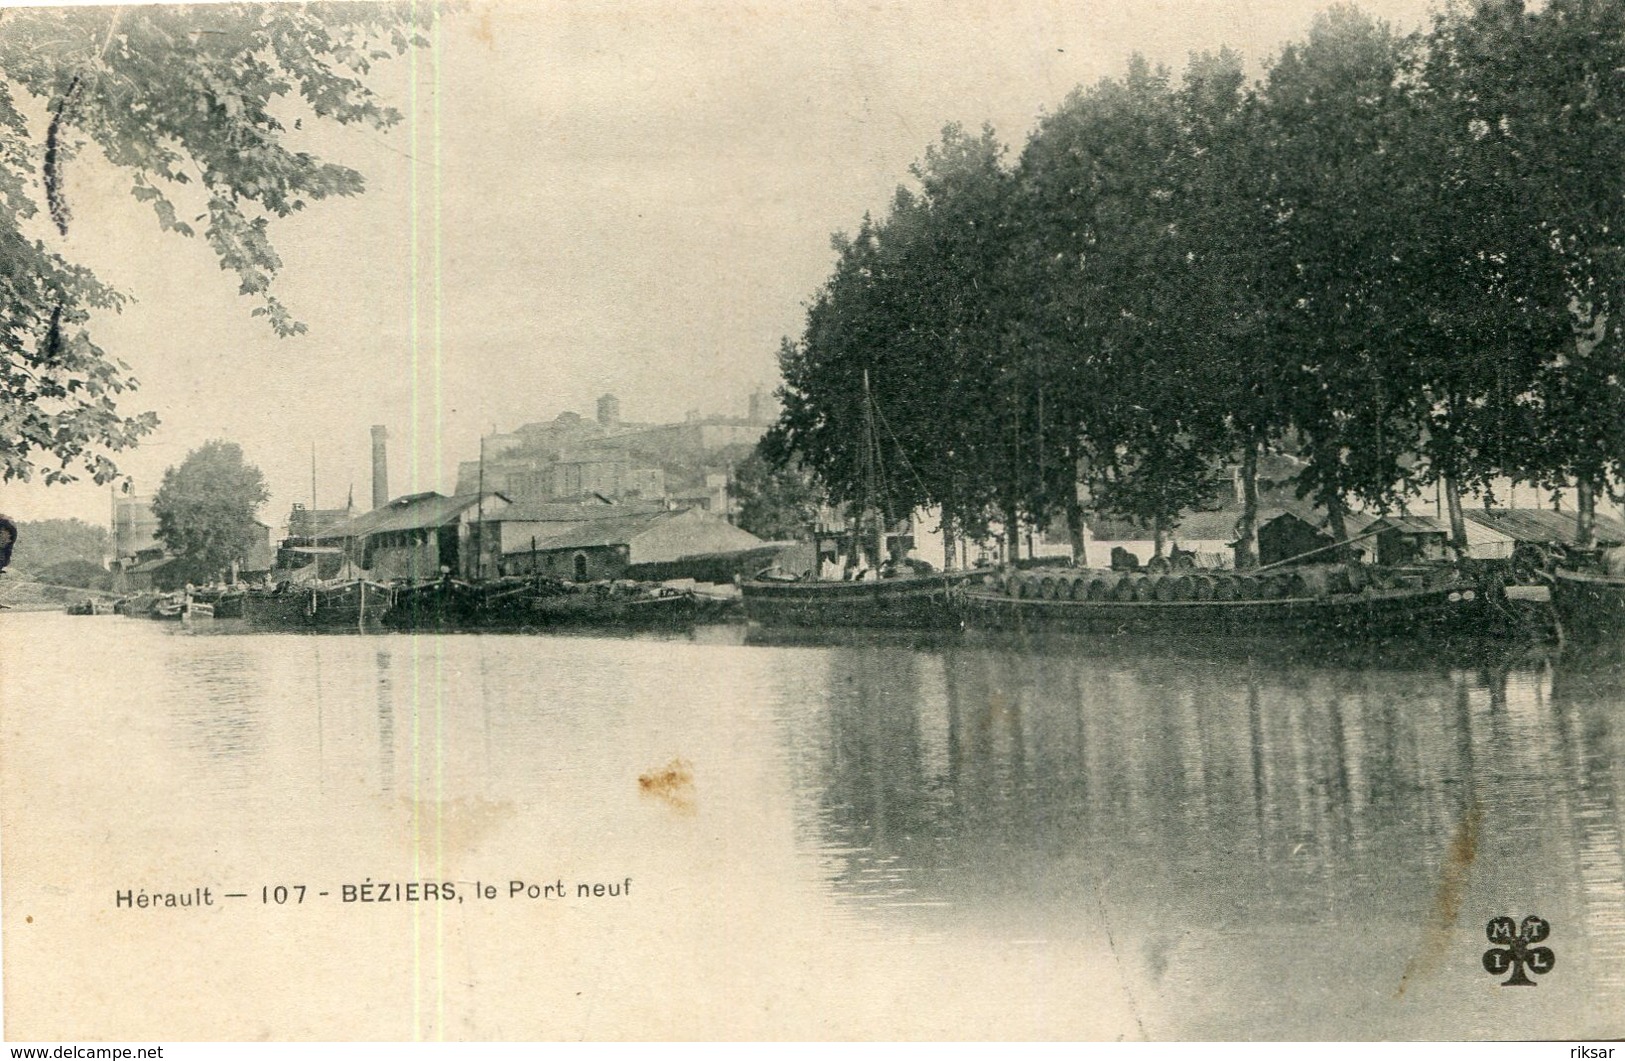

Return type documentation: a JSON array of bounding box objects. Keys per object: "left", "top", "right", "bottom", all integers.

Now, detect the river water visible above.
[{"left": 2, "top": 612, "right": 1622, "bottom": 1040}]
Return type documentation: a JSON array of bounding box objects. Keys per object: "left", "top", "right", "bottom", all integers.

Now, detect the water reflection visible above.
[
  {"left": 375, "top": 649, "right": 395, "bottom": 795},
  {"left": 6, "top": 613, "right": 1621, "bottom": 1039},
  {"left": 164, "top": 635, "right": 267, "bottom": 793},
  {"left": 788, "top": 633, "right": 1625, "bottom": 1037},
  {"left": 1549, "top": 644, "right": 1625, "bottom": 994}
]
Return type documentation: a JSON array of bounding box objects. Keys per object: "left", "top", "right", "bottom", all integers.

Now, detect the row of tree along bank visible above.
[{"left": 763, "top": 1, "right": 1625, "bottom": 568}]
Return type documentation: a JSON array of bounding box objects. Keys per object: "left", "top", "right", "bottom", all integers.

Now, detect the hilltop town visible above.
[
  {"left": 99, "top": 390, "right": 786, "bottom": 595},
  {"left": 451, "top": 389, "right": 779, "bottom": 514}
]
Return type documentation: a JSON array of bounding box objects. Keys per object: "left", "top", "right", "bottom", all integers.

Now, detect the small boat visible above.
[
  {"left": 65, "top": 599, "right": 113, "bottom": 615},
  {"left": 958, "top": 564, "right": 1499, "bottom": 640},
  {"left": 242, "top": 579, "right": 393, "bottom": 631},
  {"left": 741, "top": 568, "right": 980, "bottom": 629},
  {"left": 384, "top": 576, "right": 547, "bottom": 630},
  {"left": 740, "top": 369, "right": 979, "bottom": 630},
  {"left": 151, "top": 593, "right": 214, "bottom": 621},
  {"left": 384, "top": 576, "right": 739, "bottom": 632},
  {"left": 191, "top": 586, "right": 249, "bottom": 619},
  {"left": 1549, "top": 568, "right": 1625, "bottom": 640},
  {"left": 519, "top": 583, "right": 701, "bottom": 627},
  {"left": 115, "top": 592, "right": 161, "bottom": 617},
  {"left": 384, "top": 577, "right": 476, "bottom": 630}
]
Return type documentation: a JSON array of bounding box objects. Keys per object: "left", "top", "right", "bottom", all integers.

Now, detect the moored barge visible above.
[
  {"left": 1549, "top": 568, "right": 1625, "bottom": 640},
  {"left": 740, "top": 569, "right": 981, "bottom": 629},
  {"left": 959, "top": 565, "right": 1498, "bottom": 639},
  {"left": 242, "top": 579, "right": 393, "bottom": 631},
  {"left": 385, "top": 576, "right": 722, "bottom": 631}
]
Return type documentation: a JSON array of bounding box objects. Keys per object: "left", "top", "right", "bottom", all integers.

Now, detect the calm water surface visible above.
[{"left": 2, "top": 613, "right": 1622, "bottom": 1040}]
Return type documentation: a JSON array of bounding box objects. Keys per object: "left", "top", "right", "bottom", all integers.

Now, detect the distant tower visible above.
[
  {"left": 748, "top": 387, "right": 778, "bottom": 422},
  {"left": 370, "top": 425, "right": 389, "bottom": 510},
  {"left": 597, "top": 393, "right": 621, "bottom": 428}
]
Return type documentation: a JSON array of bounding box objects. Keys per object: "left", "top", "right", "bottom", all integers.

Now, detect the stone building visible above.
[
  {"left": 452, "top": 392, "right": 774, "bottom": 510},
  {"left": 306, "top": 491, "right": 512, "bottom": 581},
  {"left": 495, "top": 506, "right": 766, "bottom": 582}
]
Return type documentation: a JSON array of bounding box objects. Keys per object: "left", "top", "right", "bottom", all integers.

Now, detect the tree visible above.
[
  {"left": 770, "top": 125, "right": 1020, "bottom": 562},
  {"left": 1017, "top": 58, "right": 1225, "bottom": 555},
  {"left": 767, "top": 3, "right": 1625, "bottom": 568},
  {"left": 36, "top": 558, "right": 110, "bottom": 591},
  {"left": 151, "top": 439, "right": 269, "bottom": 581},
  {"left": 728, "top": 447, "right": 823, "bottom": 542},
  {"left": 1159, "top": 50, "right": 1285, "bottom": 567},
  {"left": 1428, "top": 0, "right": 1625, "bottom": 546},
  {"left": 0, "top": 4, "right": 430, "bottom": 487},
  {"left": 7, "top": 516, "right": 108, "bottom": 573},
  {"left": 868, "top": 125, "right": 1019, "bottom": 560},
  {"left": 1248, "top": 7, "right": 1428, "bottom": 540}
]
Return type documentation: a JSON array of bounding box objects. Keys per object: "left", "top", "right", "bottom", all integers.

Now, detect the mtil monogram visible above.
[{"left": 1482, "top": 916, "right": 1555, "bottom": 987}]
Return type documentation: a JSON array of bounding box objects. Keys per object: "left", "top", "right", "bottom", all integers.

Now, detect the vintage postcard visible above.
[{"left": 1, "top": 0, "right": 1623, "bottom": 1043}]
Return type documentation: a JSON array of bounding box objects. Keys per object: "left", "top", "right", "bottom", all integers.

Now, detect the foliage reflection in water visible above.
[{"left": 2, "top": 614, "right": 1621, "bottom": 1039}]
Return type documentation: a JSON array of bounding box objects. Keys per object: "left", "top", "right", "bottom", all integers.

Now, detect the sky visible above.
[{"left": 0, "top": 0, "right": 1441, "bottom": 533}]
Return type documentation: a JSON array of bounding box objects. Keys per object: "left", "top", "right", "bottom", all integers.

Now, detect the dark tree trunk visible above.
[
  {"left": 1577, "top": 477, "right": 1597, "bottom": 548},
  {"left": 1326, "top": 492, "right": 1349, "bottom": 544},
  {"left": 1444, "top": 475, "right": 1468, "bottom": 553},
  {"left": 1234, "top": 440, "right": 1261, "bottom": 569},
  {"left": 1065, "top": 489, "right": 1087, "bottom": 568}
]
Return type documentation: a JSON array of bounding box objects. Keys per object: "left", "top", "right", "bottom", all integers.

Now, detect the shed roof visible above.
[
  {"left": 1366, "top": 513, "right": 1515, "bottom": 550},
  {"left": 1169, "top": 509, "right": 1244, "bottom": 540},
  {"left": 318, "top": 491, "right": 508, "bottom": 540},
  {"left": 1256, "top": 506, "right": 1340, "bottom": 536},
  {"left": 1368, "top": 515, "right": 1450, "bottom": 536},
  {"left": 499, "top": 499, "right": 666, "bottom": 522},
  {"left": 516, "top": 510, "right": 682, "bottom": 553},
  {"left": 505, "top": 507, "right": 766, "bottom": 557},
  {"left": 1464, "top": 507, "right": 1625, "bottom": 545},
  {"left": 1093, "top": 500, "right": 1327, "bottom": 543}
]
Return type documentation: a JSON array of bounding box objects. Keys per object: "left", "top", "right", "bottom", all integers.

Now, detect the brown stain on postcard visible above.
[
  {"left": 402, "top": 794, "right": 516, "bottom": 859},
  {"left": 1396, "top": 801, "right": 1483, "bottom": 998},
  {"left": 639, "top": 757, "right": 696, "bottom": 815},
  {"left": 471, "top": 5, "right": 496, "bottom": 48}
]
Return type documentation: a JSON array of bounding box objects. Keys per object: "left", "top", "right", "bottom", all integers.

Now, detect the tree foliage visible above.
[
  {"left": 767, "top": 1, "right": 1625, "bottom": 558},
  {"left": 728, "top": 447, "right": 823, "bottom": 542},
  {"left": 6, "top": 515, "right": 107, "bottom": 574},
  {"left": 151, "top": 438, "right": 269, "bottom": 580},
  {"left": 0, "top": 4, "right": 430, "bottom": 487}
]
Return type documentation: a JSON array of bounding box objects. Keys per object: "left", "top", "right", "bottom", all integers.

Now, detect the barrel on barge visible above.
[{"left": 960, "top": 565, "right": 1498, "bottom": 639}]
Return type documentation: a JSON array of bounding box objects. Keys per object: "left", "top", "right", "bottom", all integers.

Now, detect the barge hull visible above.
[
  {"left": 242, "top": 582, "right": 393, "bottom": 631},
  {"left": 741, "top": 574, "right": 973, "bottom": 630},
  {"left": 959, "top": 585, "right": 1491, "bottom": 639},
  {"left": 1551, "top": 570, "right": 1625, "bottom": 639}
]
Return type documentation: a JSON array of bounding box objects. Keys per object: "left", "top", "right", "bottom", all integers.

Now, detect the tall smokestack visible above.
[{"left": 370, "top": 425, "right": 389, "bottom": 510}]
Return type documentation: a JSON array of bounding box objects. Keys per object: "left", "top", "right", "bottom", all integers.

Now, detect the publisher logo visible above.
[{"left": 1483, "top": 915, "right": 1555, "bottom": 987}]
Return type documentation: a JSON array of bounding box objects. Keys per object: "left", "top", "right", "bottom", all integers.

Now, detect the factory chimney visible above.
[{"left": 370, "top": 425, "right": 389, "bottom": 510}]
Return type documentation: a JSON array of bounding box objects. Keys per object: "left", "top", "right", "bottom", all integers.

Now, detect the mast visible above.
[
  {"left": 863, "top": 370, "right": 885, "bottom": 570},
  {"left": 475, "top": 430, "right": 486, "bottom": 581}
]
